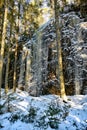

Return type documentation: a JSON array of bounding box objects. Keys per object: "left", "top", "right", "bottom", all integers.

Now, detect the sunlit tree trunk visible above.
[
  {"left": 54, "top": 0, "right": 67, "bottom": 100},
  {"left": 13, "top": 34, "right": 18, "bottom": 92},
  {"left": 5, "top": 48, "right": 10, "bottom": 93},
  {"left": 13, "top": 2, "right": 20, "bottom": 92},
  {"left": 0, "top": 0, "right": 8, "bottom": 97},
  {"left": 5, "top": 19, "right": 13, "bottom": 94}
]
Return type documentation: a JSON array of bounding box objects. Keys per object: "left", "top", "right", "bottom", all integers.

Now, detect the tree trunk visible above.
[
  {"left": 36, "top": 31, "right": 42, "bottom": 96},
  {"left": 18, "top": 52, "right": 26, "bottom": 88},
  {"left": 25, "top": 49, "right": 31, "bottom": 91},
  {"left": 5, "top": 19, "right": 13, "bottom": 94},
  {"left": 54, "top": 0, "right": 67, "bottom": 100},
  {"left": 13, "top": 2, "right": 20, "bottom": 92},
  {"left": 0, "top": 0, "right": 8, "bottom": 97},
  {"left": 13, "top": 34, "right": 18, "bottom": 92},
  {"left": 5, "top": 49, "right": 10, "bottom": 93}
]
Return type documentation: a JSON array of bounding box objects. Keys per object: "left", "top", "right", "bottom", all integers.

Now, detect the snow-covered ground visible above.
[{"left": 0, "top": 89, "right": 87, "bottom": 130}]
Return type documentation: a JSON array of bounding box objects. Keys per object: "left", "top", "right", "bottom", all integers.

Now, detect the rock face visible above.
[
  {"left": 25, "top": 9, "right": 87, "bottom": 96},
  {"left": 61, "top": 12, "right": 87, "bottom": 95},
  {"left": 78, "top": 22, "right": 87, "bottom": 95}
]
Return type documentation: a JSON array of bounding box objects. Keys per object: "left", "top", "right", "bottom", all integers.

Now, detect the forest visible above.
[{"left": 0, "top": 0, "right": 87, "bottom": 130}]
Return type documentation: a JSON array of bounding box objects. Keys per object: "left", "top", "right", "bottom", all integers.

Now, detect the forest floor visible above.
[{"left": 0, "top": 89, "right": 87, "bottom": 130}]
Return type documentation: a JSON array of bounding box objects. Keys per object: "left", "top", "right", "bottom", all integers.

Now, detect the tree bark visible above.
[
  {"left": 25, "top": 49, "right": 31, "bottom": 91},
  {"left": 18, "top": 52, "right": 25, "bottom": 88},
  {"left": 54, "top": 0, "right": 67, "bottom": 100},
  {"left": 0, "top": 0, "right": 8, "bottom": 97},
  {"left": 13, "top": 34, "right": 18, "bottom": 92},
  {"left": 5, "top": 49, "right": 10, "bottom": 93},
  {"left": 13, "top": 2, "right": 20, "bottom": 92}
]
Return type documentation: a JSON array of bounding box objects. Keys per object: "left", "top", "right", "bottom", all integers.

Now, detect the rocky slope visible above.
[{"left": 23, "top": 6, "right": 87, "bottom": 96}]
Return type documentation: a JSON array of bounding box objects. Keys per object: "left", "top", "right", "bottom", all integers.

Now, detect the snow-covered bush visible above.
[{"left": 9, "top": 112, "right": 21, "bottom": 123}]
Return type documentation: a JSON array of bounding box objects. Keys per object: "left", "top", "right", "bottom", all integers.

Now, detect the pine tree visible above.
[
  {"left": 0, "top": 0, "right": 8, "bottom": 97},
  {"left": 54, "top": 0, "right": 67, "bottom": 100},
  {"left": 13, "top": 1, "right": 20, "bottom": 92}
]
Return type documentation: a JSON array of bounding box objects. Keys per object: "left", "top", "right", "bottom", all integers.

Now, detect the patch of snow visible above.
[{"left": 0, "top": 90, "right": 87, "bottom": 130}]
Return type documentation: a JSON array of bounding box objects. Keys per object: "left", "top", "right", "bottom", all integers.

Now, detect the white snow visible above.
[{"left": 0, "top": 89, "right": 87, "bottom": 130}]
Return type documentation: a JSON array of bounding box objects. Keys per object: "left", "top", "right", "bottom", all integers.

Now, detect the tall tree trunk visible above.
[
  {"left": 13, "top": 34, "right": 18, "bottom": 92},
  {"left": 74, "top": 63, "right": 83, "bottom": 95},
  {"left": 5, "top": 49, "right": 10, "bottom": 93},
  {"left": 25, "top": 49, "right": 31, "bottom": 91},
  {"left": 0, "top": 6, "right": 4, "bottom": 47},
  {"left": 0, "top": 0, "right": 8, "bottom": 97},
  {"left": 5, "top": 19, "right": 13, "bottom": 94},
  {"left": 18, "top": 52, "right": 25, "bottom": 88},
  {"left": 54, "top": 0, "right": 67, "bottom": 100},
  {"left": 13, "top": 2, "right": 20, "bottom": 92},
  {"left": 36, "top": 31, "right": 42, "bottom": 96}
]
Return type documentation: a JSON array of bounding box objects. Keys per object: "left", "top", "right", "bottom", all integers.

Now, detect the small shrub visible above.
[
  {"left": 21, "top": 107, "right": 37, "bottom": 123},
  {"left": 35, "top": 115, "right": 48, "bottom": 129},
  {"left": 48, "top": 117, "right": 59, "bottom": 129},
  {"left": 21, "top": 115, "right": 29, "bottom": 123},
  {"left": 9, "top": 112, "right": 20, "bottom": 123},
  {"left": 28, "top": 107, "right": 37, "bottom": 123},
  {"left": 0, "top": 104, "right": 4, "bottom": 114},
  {"left": 46, "top": 104, "right": 62, "bottom": 116}
]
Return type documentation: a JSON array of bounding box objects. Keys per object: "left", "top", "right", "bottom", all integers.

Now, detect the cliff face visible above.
[
  {"left": 61, "top": 12, "right": 87, "bottom": 95},
  {"left": 25, "top": 7, "right": 87, "bottom": 96}
]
